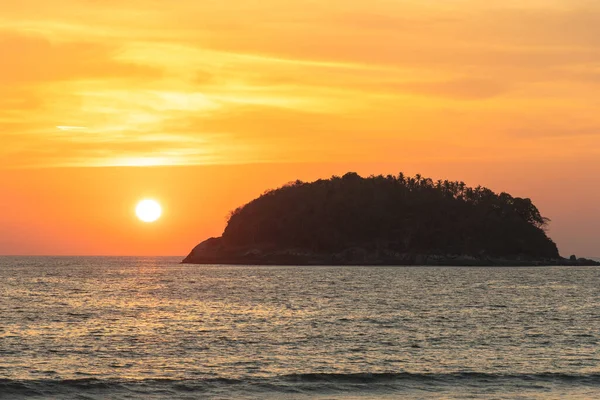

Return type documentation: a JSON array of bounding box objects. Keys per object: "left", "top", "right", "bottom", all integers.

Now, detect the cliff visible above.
[{"left": 183, "top": 172, "right": 598, "bottom": 266}]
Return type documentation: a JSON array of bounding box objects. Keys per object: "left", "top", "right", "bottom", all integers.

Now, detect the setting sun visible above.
[{"left": 136, "top": 199, "right": 162, "bottom": 223}]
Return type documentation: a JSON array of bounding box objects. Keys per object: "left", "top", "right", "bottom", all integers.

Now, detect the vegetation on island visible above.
[{"left": 183, "top": 172, "right": 597, "bottom": 265}]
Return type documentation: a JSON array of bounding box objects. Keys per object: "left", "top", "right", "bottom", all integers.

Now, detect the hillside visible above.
[{"left": 183, "top": 172, "right": 597, "bottom": 266}]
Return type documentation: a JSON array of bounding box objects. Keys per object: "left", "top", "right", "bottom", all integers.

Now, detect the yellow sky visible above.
[
  {"left": 3, "top": 0, "right": 600, "bottom": 167},
  {"left": 1, "top": 0, "right": 599, "bottom": 256}
]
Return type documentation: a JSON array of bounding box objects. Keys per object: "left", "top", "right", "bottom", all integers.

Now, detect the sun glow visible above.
[{"left": 136, "top": 199, "right": 162, "bottom": 223}]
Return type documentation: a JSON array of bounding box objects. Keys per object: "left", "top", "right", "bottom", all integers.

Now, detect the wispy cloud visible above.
[{"left": 1, "top": 0, "right": 600, "bottom": 168}]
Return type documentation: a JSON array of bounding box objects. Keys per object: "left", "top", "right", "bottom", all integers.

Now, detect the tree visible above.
[{"left": 222, "top": 172, "right": 560, "bottom": 259}]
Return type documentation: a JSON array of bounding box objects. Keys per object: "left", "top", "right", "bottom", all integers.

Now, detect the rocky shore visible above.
[{"left": 182, "top": 237, "right": 599, "bottom": 266}]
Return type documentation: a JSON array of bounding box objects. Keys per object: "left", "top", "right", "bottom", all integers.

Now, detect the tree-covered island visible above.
[{"left": 183, "top": 172, "right": 599, "bottom": 266}]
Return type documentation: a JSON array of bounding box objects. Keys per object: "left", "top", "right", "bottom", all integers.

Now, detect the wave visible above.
[
  {"left": 281, "top": 372, "right": 600, "bottom": 384},
  {"left": 1, "top": 373, "right": 600, "bottom": 399},
  {"left": 0, "top": 377, "right": 241, "bottom": 393}
]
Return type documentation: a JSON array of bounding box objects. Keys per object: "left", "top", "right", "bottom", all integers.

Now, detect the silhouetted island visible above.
[{"left": 183, "top": 172, "right": 599, "bottom": 266}]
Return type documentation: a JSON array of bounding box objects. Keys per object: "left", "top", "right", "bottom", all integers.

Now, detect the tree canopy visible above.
[{"left": 221, "top": 172, "right": 559, "bottom": 259}]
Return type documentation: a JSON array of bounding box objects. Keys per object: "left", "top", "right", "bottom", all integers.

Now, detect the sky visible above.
[{"left": 0, "top": 0, "right": 599, "bottom": 257}]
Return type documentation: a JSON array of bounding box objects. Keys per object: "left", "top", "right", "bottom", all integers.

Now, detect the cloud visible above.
[
  {"left": 0, "top": 31, "right": 162, "bottom": 85},
  {"left": 2, "top": 0, "right": 600, "bottom": 169},
  {"left": 372, "top": 79, "right": 512, "bottom": 100}
]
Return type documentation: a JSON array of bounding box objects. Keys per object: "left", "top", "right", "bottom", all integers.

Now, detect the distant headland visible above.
[{"left": 183, "top": 172, "right": 599, "bottom": 266}]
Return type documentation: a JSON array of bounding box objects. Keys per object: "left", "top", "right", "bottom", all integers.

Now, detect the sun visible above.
[{"left": 136, "top": 199, "right": 162, "bottom": 223}]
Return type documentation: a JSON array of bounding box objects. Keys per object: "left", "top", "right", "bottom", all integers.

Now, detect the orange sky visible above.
[{"left": 1, "top": 0, "right": 599, "bottom": 257}]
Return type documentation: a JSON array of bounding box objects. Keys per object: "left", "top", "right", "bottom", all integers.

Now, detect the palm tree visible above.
[{"left": 397, "top": 172, "right": 406, "bottom": 185}]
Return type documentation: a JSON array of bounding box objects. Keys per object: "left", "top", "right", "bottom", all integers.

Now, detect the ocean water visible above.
[{"left": 1, "top": 257, "right": 599, "bottom": 399}]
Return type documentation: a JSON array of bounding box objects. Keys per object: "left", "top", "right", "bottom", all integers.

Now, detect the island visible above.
[{"left": 183, "top": 172, "right": 599, "bottom": 266}]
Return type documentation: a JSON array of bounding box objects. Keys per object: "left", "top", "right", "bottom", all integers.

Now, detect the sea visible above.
[{"left": 1, "top": 257, "right": 599, "bottom": 399}]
